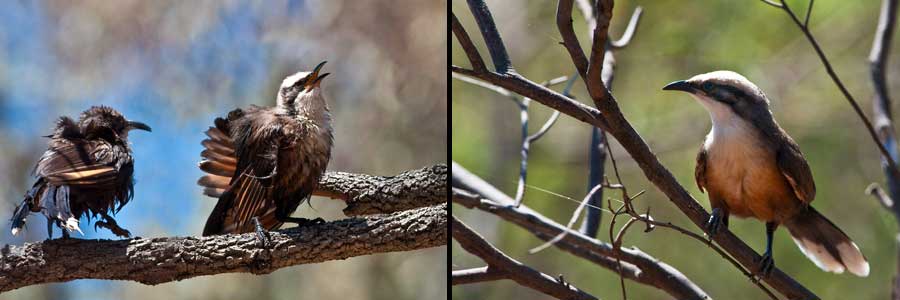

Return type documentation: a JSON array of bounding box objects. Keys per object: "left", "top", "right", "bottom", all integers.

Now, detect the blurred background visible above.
[
  {"left": 453, "top": 0, "right": 899, "bottom": 299},
  {"left": 0, "top": 1, "right": 446, "bottom": 299}
]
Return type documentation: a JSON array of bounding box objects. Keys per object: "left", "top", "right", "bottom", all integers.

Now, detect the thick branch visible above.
[
  {"left": 452, "top": 217, "right": 598, "bottom": 300},
  {"left": 314, "top": 164, "right": 447, "bottom": 216},
  {"left": 0, "top": 204, "right": 446, "bottom": 293},
  {"left": 452, "top": 163, "right": 710, "bottom": 300}
]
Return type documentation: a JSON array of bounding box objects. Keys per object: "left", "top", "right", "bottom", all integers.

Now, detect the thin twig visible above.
[
  {"left": 610, "top": 7, "right": 644, "bottom": 49},
  {"left": 529, "top": 184, "right": 606, "bottom": 254},
  {"left": 452, "top": 266, "right": 508, "bottom": 285},
  {"left": 768, "top": 0, "right": 900, "bottom": 180},
  {"left": 451, "top": 12, "right": 486, "bottom": 71},
  {"left": 465, "top": 0, "right": 513, "bottom": 73}
]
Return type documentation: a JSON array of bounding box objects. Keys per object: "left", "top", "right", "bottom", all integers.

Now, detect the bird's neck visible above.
[{"left": 281, "top": 90, "right": 331, "bottom": 127}]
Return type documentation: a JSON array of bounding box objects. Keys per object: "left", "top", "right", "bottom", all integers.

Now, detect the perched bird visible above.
[
  {"left": 10, "top": 106, "right": 151, "bottom": 238},
  {"left": 663, "top": 71, "right": 869, "bottom": 277},
  {"left": 198, "top": 61, "right": 332, "bottom": 241}
]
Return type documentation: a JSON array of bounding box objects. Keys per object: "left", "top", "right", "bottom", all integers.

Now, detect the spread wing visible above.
[
  {"left": 200, "top": 110, "right": 283, "bottom": 235},
  {"left": 775, "top": 135, "right": 816, "bottom": 204},
  {"left": 35, "top": 140, "right": 122, "bottom": 187},
  {"left": 695, "top": 146, "right": 707, "bottom": 193}
]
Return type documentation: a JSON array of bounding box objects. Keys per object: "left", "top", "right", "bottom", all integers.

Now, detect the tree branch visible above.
[
  {"left": 0, "top": 203, "right": 446, "bottom": 293},
  {"left": 452, "top": 266, "right": 508, "bottom": 285},
  {"left": 867, "top": 0, "right": 900, "bottom": 298},
  {"left": 452, "top": 217, "right": 598, "bottom": 300},
  {"left": 452, "top": 163, "right": 711, "bottom": 300},
  {"left": 313, "top": 164, "right": 447, "bottom": 216}
]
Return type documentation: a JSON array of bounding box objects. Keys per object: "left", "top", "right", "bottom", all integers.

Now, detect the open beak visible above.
[
  {"left": 307, "top": 61, "right": 329, "bottom": 88},
  {"left": 127, "top": 120, "right": 152, "bottom": 132},
  {"left": 662, "top": 80, "right": 695, "bottom": 93}
]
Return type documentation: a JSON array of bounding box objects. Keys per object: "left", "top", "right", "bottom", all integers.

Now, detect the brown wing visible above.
[
  {"left": 198, "top": 118, "right": 236, "bottom": 197},
  {"left": 775, "top": 136, "right": 816, "bottom": 204},
  {"left": 200, "top": 113, "right": 283, "bottom": 235},
  {"left": 36, "top": 140, "right": 120, "bottom": 187},
  {"left": 695, "top": 146, "right": 707, "bottom": 193}
]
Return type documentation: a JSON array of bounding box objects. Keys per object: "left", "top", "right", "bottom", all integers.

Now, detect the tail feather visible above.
[
  {"left": 784, "top": 207, "right": 869, "bottom": 277},
  {"left": 10, "top": 200, "right": 30, "bottom": 236}
]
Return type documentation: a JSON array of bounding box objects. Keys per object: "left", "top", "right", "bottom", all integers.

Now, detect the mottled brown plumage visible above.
[
  {"left": 10, "top": 106, "right": 151, "bottom": 238},
  {"left": 199, "top": 62, "right": 333, "bottom": 236}
]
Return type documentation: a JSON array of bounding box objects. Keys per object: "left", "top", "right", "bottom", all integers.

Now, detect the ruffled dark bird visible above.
[
  {"left": 10, "top": 106, "right": 151, "bottom": 238},
  {"left": 198, "top": 61, "right": 333, "bottom": 243}
]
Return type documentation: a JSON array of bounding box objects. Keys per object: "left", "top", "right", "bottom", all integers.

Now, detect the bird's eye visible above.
[{"left": 702, "top": 82, "right": 715, "bottom": 91}]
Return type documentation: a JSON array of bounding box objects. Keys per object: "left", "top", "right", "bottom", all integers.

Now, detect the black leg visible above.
[
  {"left": 253, "top": 217, "right": 271, "bottom": 248},
  {"left": 759, "top": 222, "right": 777, "bottom": 277},
  {"left": 46, "top": 217, "right": 53, "bottom": 240},
  {"left": 706, "top": 207, "right": 727, "bottom": 236},
  {"left": 94, "top": 214, "right": 131, "bottom": 238}
]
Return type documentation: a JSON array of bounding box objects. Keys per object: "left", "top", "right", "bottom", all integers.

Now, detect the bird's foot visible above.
[
  {"left": 705, "top": 208, "right": 725, "bottom": 238},
  {"left": 756, "top": 253, "right": 775, "bottom": 279},
  {"left": 94, "top": 221, "right": 131, "bottom": 238},
  {"left": 282, "top": 217, "right": 326, "bottom": 227},
  {"left": 252, "top": 217, "right": 272, "bottom": 249}
]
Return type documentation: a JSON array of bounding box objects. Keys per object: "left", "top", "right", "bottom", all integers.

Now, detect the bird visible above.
[
  {"left": 198, "top": 61, "right": 333, "bottom": 243},
  {"left": 10, "top": 106, "right": 151, "bottom": 239},
  {"left": 663, "top": 70, "right": 869, "bottom": 277}
]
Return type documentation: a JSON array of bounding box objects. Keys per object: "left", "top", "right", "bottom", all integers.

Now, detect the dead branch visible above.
[
  {"left": 313, "top": 164, "right": 447, "bottom": 216},
  {"left": 452, "top": 217, "right": 598, "bottom": 300},
  {"left": 0, "top": 203, "right": 446, "bottom": 293}
]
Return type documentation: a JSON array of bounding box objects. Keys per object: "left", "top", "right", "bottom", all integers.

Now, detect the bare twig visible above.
[
  {"left": 610, "top": 7, "right": 644, "bottom": 49},
  {"left": 466, "top": 0, "right": 512, "bottom": 73},
  {"left": 452, "top": 217, "right": 598, "bottom": 300},
  {"left": 452, "top": 266, "right": 508, "bottom": 285},
  {"left": 529, "top": 183, "right": 606, "bottom": 254},
  {"left": 452, "top": 73, "right": 568, "bottom": 207},
  {"left": 766, "top": 0, "right": 900, "bottom": 181},
  {"left": 452, "top": 163, "right": 710, "bottom": 300},
  {"left": 451, "top": 12, "right": 486, "bottom": 71}
]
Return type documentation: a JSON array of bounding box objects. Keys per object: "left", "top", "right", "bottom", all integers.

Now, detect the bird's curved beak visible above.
[
  {"left": 662, "top": 80, "right": 695, "bottom": 93},
  {"left": 127, "top": 120, "right": 152, "bottom": 132},
  {"left": 308, "top": 61, "right": 329, "bottom": 88}
]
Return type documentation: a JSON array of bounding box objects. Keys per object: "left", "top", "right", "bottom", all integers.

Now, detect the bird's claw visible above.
[
  {"left": 757, "top": 253, "right": 775, "bottom": 279},
  {"left": 705, "top": 208, "right": 725, "bottom": 238},
  {"left": 94, "top": 220, "right": 131, "bottom": 238}
]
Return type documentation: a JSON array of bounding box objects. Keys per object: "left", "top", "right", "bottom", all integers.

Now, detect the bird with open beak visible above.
[
  {"left": 198, "top": 61, "right": 333, "bottom": 246},
  {"left": 11, "top": 106, "right": 151, "bottom": 238},
  {"left": 663, "top": 71, "right": 869, "bottom": 277}
]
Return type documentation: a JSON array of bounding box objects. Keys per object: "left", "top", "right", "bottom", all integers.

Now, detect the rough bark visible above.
[
  {"left": 0, "top": 204, "right": 446, "bottom": 293},
  {"left": 314, "top": 164, "right": 447, "bottom": 216},
  {"left": 0, "top": 165, "right": 448, "bottom": 293}
]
